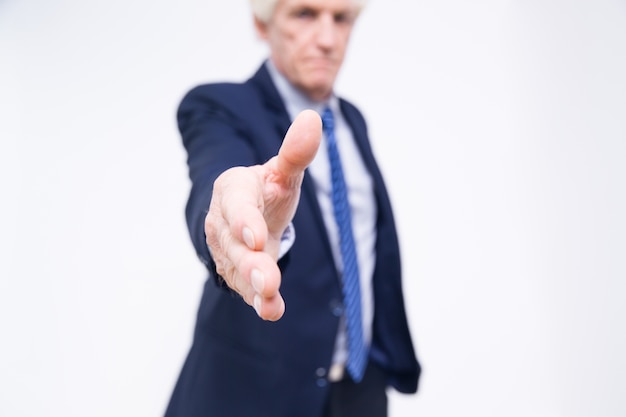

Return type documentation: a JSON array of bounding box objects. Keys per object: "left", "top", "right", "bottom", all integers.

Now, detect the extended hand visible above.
[{"left": 204, "top": 110, "right": 322, "bottom": 321}]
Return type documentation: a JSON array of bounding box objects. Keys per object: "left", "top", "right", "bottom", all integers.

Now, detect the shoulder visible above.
[
  {"left": 178, "top": 64, "right": 277, "bottom": 117},
  {"left": 178, "top": 81, "right": 261, "bottom": 115}
]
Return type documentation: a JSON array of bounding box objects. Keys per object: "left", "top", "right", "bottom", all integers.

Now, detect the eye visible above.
[
  {"left": 333, "top": 12, "right": 349, "bottom": 23},
  {"left": 333, "top": 11, "right": 356, "bottom": 24},
  {"left": 294, "top": 7, "right": 317, "bottom": 19}
]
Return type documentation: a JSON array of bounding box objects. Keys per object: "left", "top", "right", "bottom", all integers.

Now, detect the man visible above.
[{"left": 164, "top": 0, "right": 420, "bottom": 416}]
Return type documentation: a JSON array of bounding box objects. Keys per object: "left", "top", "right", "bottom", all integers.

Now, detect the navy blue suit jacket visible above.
[{"left": 165, "top": 64, "right": 420, "bottom": 417}]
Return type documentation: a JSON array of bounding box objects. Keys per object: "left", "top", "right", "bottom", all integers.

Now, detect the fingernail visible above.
[
  {"left": 251, "top": 269, "right": 265, "bottom": 294},
  {"left": 253, "top": 294, "right": 262, "bottom": 317},
  {"left": 243, "top": 227, "right": 255, "bottom": 249}
]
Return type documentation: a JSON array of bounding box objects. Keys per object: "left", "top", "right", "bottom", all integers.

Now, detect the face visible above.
[{"left": 255, "top": 0, "right": 360, "bottom": 101}]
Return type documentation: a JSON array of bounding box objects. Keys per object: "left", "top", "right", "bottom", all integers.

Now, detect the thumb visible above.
[{"left": 276, "top": 109, "right": 322, "bottom": 181}]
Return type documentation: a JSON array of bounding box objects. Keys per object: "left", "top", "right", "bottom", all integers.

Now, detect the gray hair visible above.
[{"left": 250, "top": 0, "right": 368, "bottom": 23}]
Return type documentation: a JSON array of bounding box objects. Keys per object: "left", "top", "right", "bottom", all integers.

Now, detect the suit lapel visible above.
[{"left": 249, "top": 63, "right": 292, "bottom": 143}]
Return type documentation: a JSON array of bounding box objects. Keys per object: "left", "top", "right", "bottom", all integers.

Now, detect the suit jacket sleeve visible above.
[{"left": 176, "top": 84, "right": 266, "bottom": 274}]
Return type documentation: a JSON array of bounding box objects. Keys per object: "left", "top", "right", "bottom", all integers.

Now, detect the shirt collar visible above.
[{"left": 265, "top": 59, "right": 340, "bottom": 120}]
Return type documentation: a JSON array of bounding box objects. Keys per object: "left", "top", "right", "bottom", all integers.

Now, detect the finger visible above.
[
  {"left": 211, "top": 231, "right": 284, "bottom": 321},
  {"left": 230, "top": 250, "right": 285, "bottom": 320},
  {"left": 275, "top": 109, "right": 322, "bottom": 182},
  {"left": 237, "top": 249, "right": 282, "bottom": 299},
  {"left": 208, "top": 217, "right": 280, "bottom": 300},
  {"left": 212, "top": 166, "right": 269, "bottom": 252},
  {"left": 254, "top": 294, "right": 285, "bottom": 322}
]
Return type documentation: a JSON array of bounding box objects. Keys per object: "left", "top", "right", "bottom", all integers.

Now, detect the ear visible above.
[{"left": 253, "top": 16, "right": 269, "bottom": 40}]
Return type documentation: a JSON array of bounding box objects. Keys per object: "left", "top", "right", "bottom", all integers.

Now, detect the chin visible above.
[
  {"left": 301, "top": 84, "right": 333, "bottom": 101},
  {"left": 302, "top": 77, "right": 335, "bottom": 99}
]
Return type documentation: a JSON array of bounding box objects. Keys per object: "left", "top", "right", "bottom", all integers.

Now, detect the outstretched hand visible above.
[{"left": 204, "top": 110, "right": 322, "bottom": 321}]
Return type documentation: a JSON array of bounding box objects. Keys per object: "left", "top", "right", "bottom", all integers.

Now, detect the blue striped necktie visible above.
[{"left": 321, "top": 107, "right": 367, "bottom": 382}]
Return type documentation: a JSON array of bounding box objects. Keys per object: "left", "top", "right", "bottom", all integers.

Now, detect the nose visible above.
[{"left": 315, "top": 14, "right": 338, "bottom": 49}]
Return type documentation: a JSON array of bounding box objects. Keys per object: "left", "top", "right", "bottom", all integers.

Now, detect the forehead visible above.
[{"left": 277, "top": 0, "right": 358, "bottom": 13}]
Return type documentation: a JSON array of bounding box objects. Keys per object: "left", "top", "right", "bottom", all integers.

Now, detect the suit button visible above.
[
  {"left": 315, "top": 368, "right": 328, "bottom": 387},
  {"left": 316, "top": 378, "right": 328, "bottom": 387},
  {"left": 329, "top": 299, "right": 344, "bottom": 317}
]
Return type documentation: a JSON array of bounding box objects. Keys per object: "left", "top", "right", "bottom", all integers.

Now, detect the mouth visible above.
[
  {"left": 306, "top": 57, "right": 337, "bottom": 71},
  {"left": 307, "top": 54, "right": 335, "bottom": 64}
]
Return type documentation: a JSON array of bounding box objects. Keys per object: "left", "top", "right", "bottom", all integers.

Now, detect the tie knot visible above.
[{"left": 321, "top": 107, "right": 334, "bottom": 132}]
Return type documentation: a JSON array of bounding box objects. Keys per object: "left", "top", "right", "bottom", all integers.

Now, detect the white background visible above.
[{"left": 2, "top": 1, "right": 625, "bottom": 416}]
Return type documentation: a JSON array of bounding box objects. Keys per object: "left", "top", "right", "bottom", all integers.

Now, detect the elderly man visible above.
[{"left": 164, "top": 0, "right": 420, "bottom": 416}]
